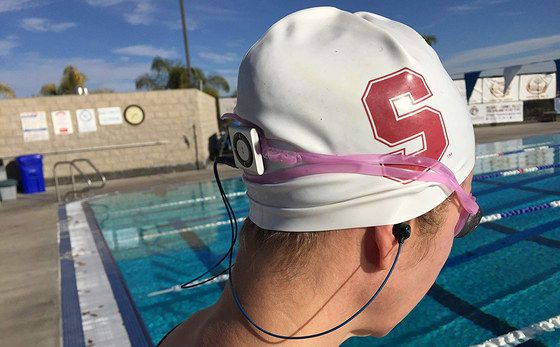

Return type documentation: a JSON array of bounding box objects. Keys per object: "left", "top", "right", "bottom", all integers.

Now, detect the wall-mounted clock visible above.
[{"left": 124, "top": 105, "right": 145, "bottom": 126}]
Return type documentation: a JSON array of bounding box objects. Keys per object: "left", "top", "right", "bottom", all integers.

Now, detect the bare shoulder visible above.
[
  {"left": 158, "top": 309, "right": 208, "bottom": 347},
  {"left": 158, "top": 306, "right": 239, "bottom": 346}
]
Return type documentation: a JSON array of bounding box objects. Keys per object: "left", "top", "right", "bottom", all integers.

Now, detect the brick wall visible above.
[{"left": 0, "top": 89, "right": 218, "bottom": 181}]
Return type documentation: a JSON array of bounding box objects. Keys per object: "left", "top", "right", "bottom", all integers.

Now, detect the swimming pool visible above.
[{"left": 87, "top": 133, "right": 560, "bottom": 346}]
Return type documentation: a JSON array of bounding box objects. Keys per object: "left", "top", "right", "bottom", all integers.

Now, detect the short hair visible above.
[{"left": 240, "top": 194, "right": 453, "bottom": 270}]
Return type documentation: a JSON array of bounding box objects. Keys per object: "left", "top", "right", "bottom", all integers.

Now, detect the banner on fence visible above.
[
  {"left": 518, "top": 74, "right": 556, "bottom": 100},
  {"left": 482, "top": 76, "right": 520, "bottom": 103}
]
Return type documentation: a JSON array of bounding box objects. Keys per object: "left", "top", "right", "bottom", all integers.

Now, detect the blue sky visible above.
[{"left": 0, "top": 0, "right": 559, "bottom": 97}]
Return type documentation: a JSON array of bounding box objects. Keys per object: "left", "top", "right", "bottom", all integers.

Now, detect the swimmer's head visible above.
[{"left": 229, "top": 6, "right": 476, "bottom": 339}]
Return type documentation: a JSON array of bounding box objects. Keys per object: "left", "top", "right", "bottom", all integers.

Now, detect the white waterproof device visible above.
[{"left": 228, "top": 125, "right": 265, "bottom": 175}]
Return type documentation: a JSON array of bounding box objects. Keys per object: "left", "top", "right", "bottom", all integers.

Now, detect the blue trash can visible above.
[{"left": 17, "top": 154, "right": 45, "bottom": 194}]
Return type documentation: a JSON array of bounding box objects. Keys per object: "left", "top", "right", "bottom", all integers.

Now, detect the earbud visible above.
[{"left": 392, "top": 223, "right": 411, "bottom": 244}]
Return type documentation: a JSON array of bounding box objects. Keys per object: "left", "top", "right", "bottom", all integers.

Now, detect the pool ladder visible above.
[{"left": 53, "top": 159, "right": 106, "bottom": 202}]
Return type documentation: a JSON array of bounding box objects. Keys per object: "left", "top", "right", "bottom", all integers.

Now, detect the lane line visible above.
[
  {"left": 445, "top": 216, "right": 560, "bottom": 268},
  {"left": 172, "top": 217, "right": 227, "bottom": 290},
  {"left": 428, "top": 284, "right": 521, "bottom": 339},
  {"left": 483, "top": 222, "right": 560, "bottom": 249}
]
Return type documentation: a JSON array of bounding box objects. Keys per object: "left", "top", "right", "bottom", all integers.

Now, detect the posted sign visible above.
[
  {"left": 98, "top": 107, "right": 123, "bottom": 125},
  {"left": 51, "top": 110, "right": 73, "bottom": 135},
  {"left": 20, "top": 111, "right": 49, "bottom": 142},
  {"left": 76, "top": 109, "right": 97, "bottom": 133}
]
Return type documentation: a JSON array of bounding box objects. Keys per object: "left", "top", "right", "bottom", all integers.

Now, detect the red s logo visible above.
[{"left": 361, "top": 68, "right": 449, "bottom": 181}]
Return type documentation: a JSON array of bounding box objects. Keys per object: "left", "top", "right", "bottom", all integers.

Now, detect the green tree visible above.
[
  {"left": 422, "top": 35, "right": 437, "bottom": 46},
  {"left": 39, "top": 65, "right": 88, "bottom": 96},
  {"left": 0, "top": 82, "right": 15, "bottom": 98},
  {"left": 136, "top": 56, "right": 230, "bottom": 97}
]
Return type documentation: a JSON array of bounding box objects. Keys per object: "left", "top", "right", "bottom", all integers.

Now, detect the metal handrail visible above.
[
  {"left": 53, "top": 159, "right": 106, "bottom": 202},
  {"left": 1, "top": 140, "right": 169, "bottom": 160}
]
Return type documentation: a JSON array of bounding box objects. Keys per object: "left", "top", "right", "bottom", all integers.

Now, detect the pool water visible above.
[{"left": 89, "top": 133, "right": 560, "bottom": 346}]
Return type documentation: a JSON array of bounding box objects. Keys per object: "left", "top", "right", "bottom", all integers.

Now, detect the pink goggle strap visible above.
[{"left": 221, "top": 113, "right": 478, "bottom": 214}]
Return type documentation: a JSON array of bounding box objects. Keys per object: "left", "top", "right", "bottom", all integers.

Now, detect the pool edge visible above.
[{"left": 82, "top": 201, "right": 155, "bottom": 347}]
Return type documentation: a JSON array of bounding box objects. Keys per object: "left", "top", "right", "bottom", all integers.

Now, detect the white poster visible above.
[
  {"left": 519, "top": 73, "right": 556, "bottom": 100},
  {"left": 98, "top": 107, "right": 123, "bottom": 125},
  {"left": 469, "top": 101, "right": 523, "bottom": 125},
  {"left": 482, "top": 76, "right": 520, "bottom": 103},
  {"left": 20, "top": 111, "right": 49, "bottom": 142},
  {"left": 76, "top": 109, "right": 97, "bottom": 133},
  {"left": 51, "top": 110, "right": 73, "bottom": 135}
]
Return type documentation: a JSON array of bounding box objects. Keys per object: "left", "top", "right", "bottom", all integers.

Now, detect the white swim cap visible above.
[{"left": 234, "top": 7, "right": 475, "bottom": 232}]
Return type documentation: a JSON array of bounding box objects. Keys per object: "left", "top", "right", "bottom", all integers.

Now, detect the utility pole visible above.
[{"left": 179, "top": 0, "right": 192, "bottom": 87}]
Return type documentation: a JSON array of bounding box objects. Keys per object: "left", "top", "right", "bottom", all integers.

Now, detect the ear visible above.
[{"left": 367, "top": 225, "right": 399, "bottom": 270}]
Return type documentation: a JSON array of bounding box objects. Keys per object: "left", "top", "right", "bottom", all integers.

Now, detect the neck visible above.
[
  {"left": 203, "top": 277, "right": 351, "bottom": 346},
  {"left": 190, "top": 230, "right": 385, "bottom": 346}
]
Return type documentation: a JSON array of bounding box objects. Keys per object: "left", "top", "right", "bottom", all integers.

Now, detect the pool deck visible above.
[{"left": 0, "top": 120, "right": 559, "bottom": 347}]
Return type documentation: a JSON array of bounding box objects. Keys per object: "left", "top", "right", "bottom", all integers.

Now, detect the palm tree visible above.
[
  {"left": 136, "top": 56, "right": 186, "bottom": 90},
  {"left": 39, "top": 65, "right": 88, "bottom": 96},
  {"left": 136, "top": 56, "right": 229, "bottom": 97},
  {"left": 422, "top": 35, "right": 437, "bottom": 47},
  {"left": 0, "top": 83, "right": 15, "bottom": 98},
  {"left": 191, "top": 67, "right": 230, "bottom": 97}
]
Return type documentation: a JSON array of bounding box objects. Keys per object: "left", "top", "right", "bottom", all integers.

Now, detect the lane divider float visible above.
[
  {"left": 473, "top": 163, "right": 560, "bottom": 181},
  {"left": 147, "top": 273, "right": 230, "bottom": 297},
  {"left": 106, "top": 191, "right": 247, "bottom": 216},
  {"left": 476, "top": 143, "right": 560, "bottom": 160},
  {"left": 471, "top": 314, "right": 560, "bottom": 347},
  {"left": 480, "top": 200, "right": 560, "bottom": 223}
]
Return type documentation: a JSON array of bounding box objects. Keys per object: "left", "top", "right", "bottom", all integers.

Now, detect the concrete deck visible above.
[
  {"left": 474, "top": 120, "right": 560, "bottom": 143},
  {"left": 0, "top": 120, "right": 559, "bottom": 346}
]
